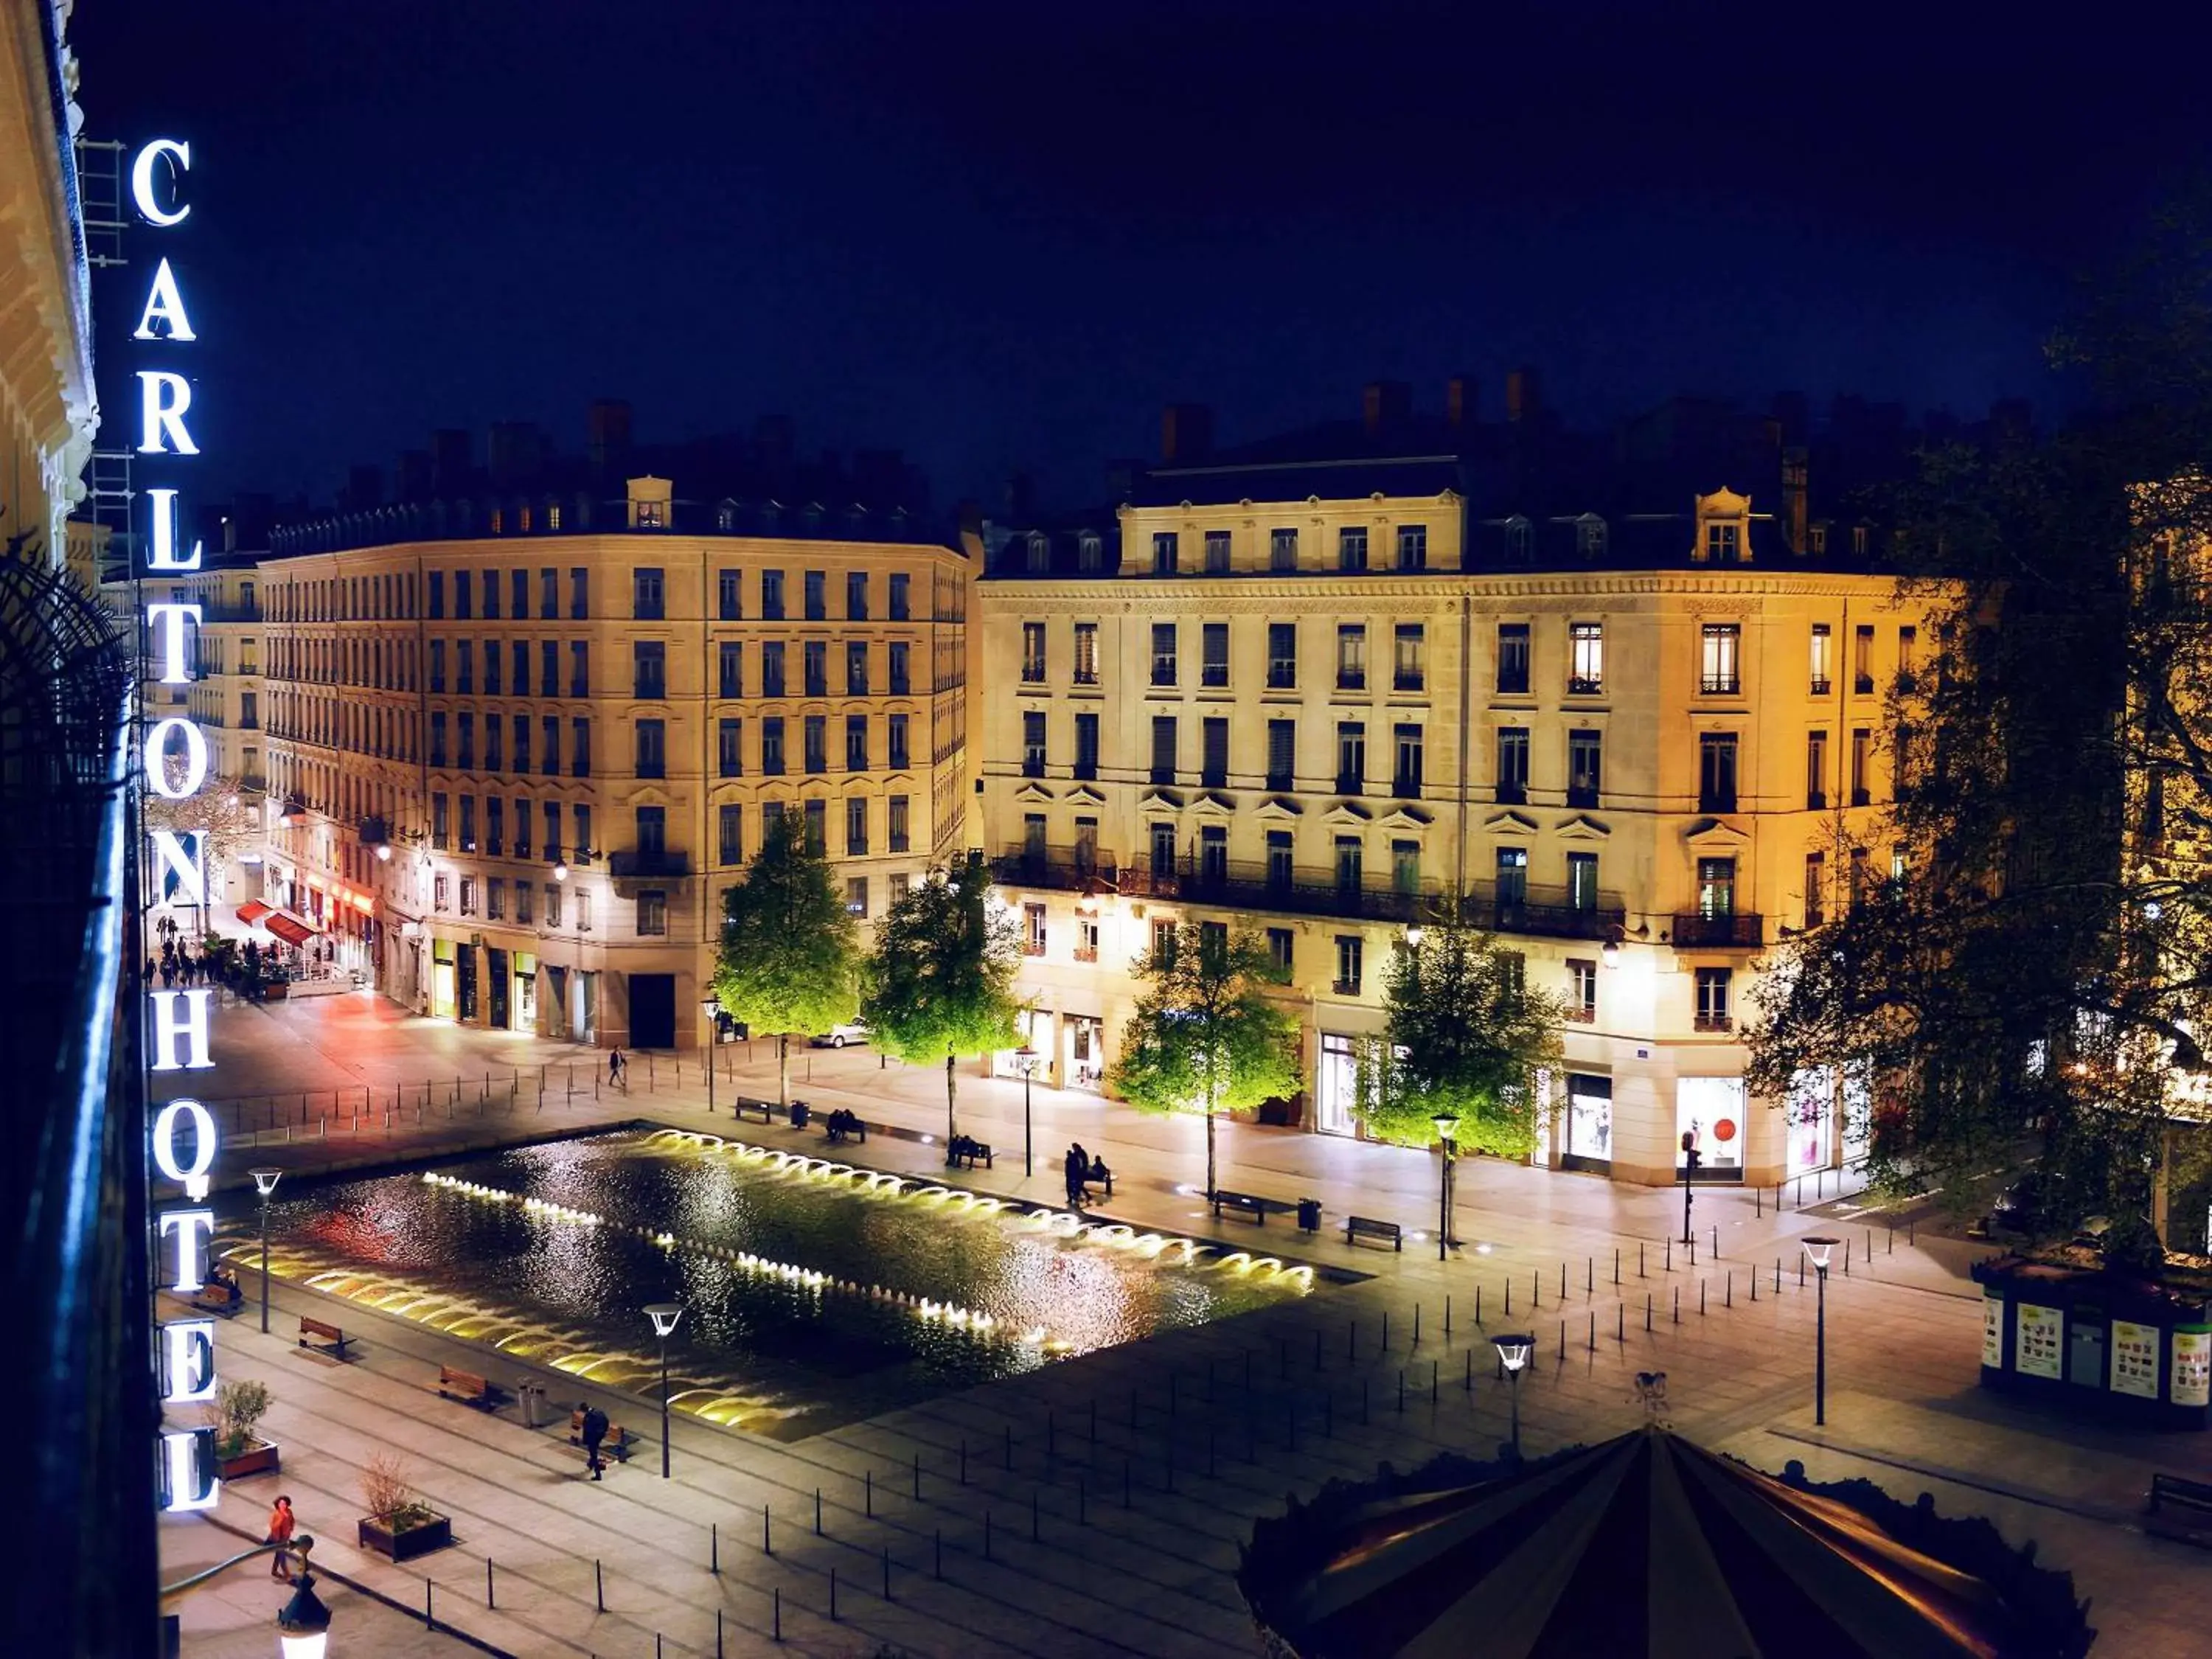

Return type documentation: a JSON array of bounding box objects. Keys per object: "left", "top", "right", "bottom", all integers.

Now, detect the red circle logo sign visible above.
[{"left": 1714, "top": 1118, "right": 1738, "bottom": 1142}]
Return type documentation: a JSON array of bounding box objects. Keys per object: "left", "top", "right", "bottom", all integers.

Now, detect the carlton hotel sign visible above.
[{"left": 128, "top": 135, "right": 226, "bottom": 1514}]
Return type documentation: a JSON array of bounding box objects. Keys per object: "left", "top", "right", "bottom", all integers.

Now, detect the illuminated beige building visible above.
[
  {"left": 258, "top": 476, "right": 978, "bottom": 1048},
  {"left": 983, "top": 406, "right": 1945, "bottom": 1186}
]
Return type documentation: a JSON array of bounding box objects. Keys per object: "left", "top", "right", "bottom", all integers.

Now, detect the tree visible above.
[
  {"left": 860, "top": 853, "right": 1023, "bottom": 1141},
  {"left": 1747, "top": 189, "right": 2212, "bottom": 1262},
  {"left": 712, "top": 815, "right": 860, "bottom": 1106},
  {"left": 1108, "top": 922, "right": 1301, "bottom": 1198},
  {"left": 1352, "top": 913, "right": 1562, "bottom": 1158},
  {"left": 143, "top": 785, "right": 261, "bottom": 917}
]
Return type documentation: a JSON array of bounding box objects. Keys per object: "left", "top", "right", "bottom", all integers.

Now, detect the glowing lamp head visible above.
[
  {"left": 1403, "top": 925, "right": 1425, "bottom": 949},
  {"left": 1601, "top": 935, "right": 1621, "bottom": 967},
  {"left": 376, "top": 843, "right": 392, "bottom": 862},
  {"left": 275, "top": 1545, "right": 330, "bottom": 1657},
  {"left": 250, "top": 1167, "right": 282, "bottom": 1199},
  {"left": 700, "top": 995, "right": 721, "bottom": 1020},
  {"left": 644, "top": 1301, "right": 684, "bottom": 1339},
  {"left": 552, "top": 860, "right": 569, "bottom": 883},
  {"left": 1431, "top": 1114, "right": 1460, "bottom": 1144},
  {"left": 1802, "top": 1235, "right": 1840, "bottom": 1273},
  {"left": 1492, "top": 1333, "right": 1534, "bottom": 1374},
  {"left": 1015, "top": 1043, "right": 1038, "bottom": 1073}
]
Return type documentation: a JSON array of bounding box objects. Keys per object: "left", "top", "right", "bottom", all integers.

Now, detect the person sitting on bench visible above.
[
  {"left": 1083, "top": 1155, "right": 1113, "bottom": 1200},
  {"left": 206, "top": 1265, "right": 243, "bottom": 1310}
]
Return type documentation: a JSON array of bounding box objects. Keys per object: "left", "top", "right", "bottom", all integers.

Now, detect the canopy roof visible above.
[{"left": 1239, "top": 1427, "right": 2091, "bottom": 1659}]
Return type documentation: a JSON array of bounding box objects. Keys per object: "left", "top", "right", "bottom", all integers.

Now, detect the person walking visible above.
[
  {"left": 1063, "top": 1144, "right": 1086, "bottom": 1208},
  {"left": 265, "top": 1495, "right": 298, "bottom": 1579},
  {"left": 580, "top": 1402, "right": 610, "bottom": 1479},
  {"left": 610, "top": 1048, "right": 627, "bottom": 1091}
]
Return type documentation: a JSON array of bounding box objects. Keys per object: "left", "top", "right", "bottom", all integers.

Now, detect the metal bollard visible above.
[
  {"left": 1464, "top": 1348, "right": 1473, "bottom": 1392},
  {"left": 1032, "top": 1491, "right": 1040, "bottom": 1541},
  {"left": 711, "top": 1522, "right": 718, "bottom": 1573},
  {"left": 425, "top": 1576, "right": 434, "bottom": 1630},
  {"left": 595, "top": 1559, "right": 604, "bottom": 1613},
  {"left": 815, "top": 1488, "right": 822, "bottom": 1535},
  {"left": 1646, "top": 1293, "right": 1653, "bottom": 1331},
  {"left": 1397, "top": 1371, "right": 1405, "bottom": 1413},
  {"left": 883, "top": 1545, "right": 891, "bottom": 1602},
  {"left": 934, "top": 1529, "right": 943, "bottom": 1580},
  {"left": 1445, "top": 1294, "right": 1453, "bottom": 1336},
  {"left": 866, "top": 1469, "right": 873, "bottom": 1517},
  {"left": 1673, "top": 1287, "right": 1680, "bottom": 1324},
  {"left": 487, "top": 1558, "right": 495, "bottom": 1609},
  {"left": 763, "top": 1503, "right": 773, "bottom": 1556},
  {"left": 914, "top": 1452, "right": 921, "bottom": 1500},
  {"left": 984, "top": 1511, "right": 993, "bottom": 1561},
  {"left": 1700, "top": 1281, "right": 1707, "bottom": 1315},
  {"left": 773, "top": 1586, "right": 782, "bottom": 1643},
  {"left": 830, "top": 1567, "right": 838, "bottom": 1622},
  {"left": 1413, "top": 1304, "right": 1420, "bottom": 1345}
]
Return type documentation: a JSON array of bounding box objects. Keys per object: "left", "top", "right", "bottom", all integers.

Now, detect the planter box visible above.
[
  {"left": 216, "top": 1439, "right": 280, "bottom": 1481},
  {"left": 357, "top": 1512, "right": 453, "bottom": 1562}
]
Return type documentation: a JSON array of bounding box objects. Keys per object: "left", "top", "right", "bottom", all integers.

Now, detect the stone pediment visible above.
[
  {"left": 1377, "top": 807, "right": 1433, "bottom": 832},
  {"left": 1483, "top": 810, "right": 1539, "bottom": 836},
  {"left": 1064, "top": 785, "right": 1106, "bottom": 807},
  {"left": 1012, "top": 781, "right": 1055, "bottom": 804},
  {"left": 1554, "top": 814, "right": 1611, "bottom": 840},
  {"left": 1138, "top": 789, "right": 1184, "bottom": 815},
  {"left": 1322, "top": 802, "right": 1374, "bottom": 828},
  {"left": 1683, "top": 815, "right": 1752, "bottom": 849},
  {"left": 1186, "top": 793, "right": 1236, "bottom": 818},
  {"left": 1253, "top": 797, "right": 1304, "bottom": 821}
]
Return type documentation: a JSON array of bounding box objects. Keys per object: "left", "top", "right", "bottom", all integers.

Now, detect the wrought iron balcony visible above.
[
  {"left": 1482, "top": 888, "right": 1628, "bottom": 942},
  {"left": 609, "top": 848, "right": 693, "bottom": 888},
  {"left": 1671, "top": 912, "right": 1764, "bottom": 949},
  {"left": 1118, "top": 858, "right": 1432, "bottom": 925},
  {"left": 990, "top": 846, "right": 1119, "bottom": 893}
]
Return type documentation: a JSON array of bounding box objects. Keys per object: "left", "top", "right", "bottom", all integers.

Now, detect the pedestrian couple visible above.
[{"left": 1063, "top": 1143, "right": 1110, "bottom": 1208}]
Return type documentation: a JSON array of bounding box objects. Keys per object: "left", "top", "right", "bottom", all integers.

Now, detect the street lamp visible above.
[
  {"left": 275, "top": 1535, "right": 331, "bottom": 1659},
  {"left": 644, "top": 1301, "right": 683, "bottom": 1478},
  {"left": 1403, "top": 924, "right": 1425, "bottom": 950},
  {"left": 552, "top": 859, "right": 569, "bottom": 883},
  {"left": 1015, "top": 1043, "right": 1039, "bottom": 1179},
  {"left": 1430, "top": 1114, "right": 1460, "bottom": 1262},
  {"left": 1492, "top": 1332, "right": 1534, "bottom": 1458},
  {"left": 1679, "top": 1130, "right": 1700, "bottom": 1244},
  {"left": 1802, "top": 1236, "right": 1839, "bottom": 1426},
  {"left": 250, "top": 1168, "right": 282, "bottom": 1334},
  {"left": 700, "top": 995, "right": 721, "bottom": 1118}
]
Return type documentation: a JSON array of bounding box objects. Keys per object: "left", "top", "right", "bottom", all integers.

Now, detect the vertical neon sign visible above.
[{"left": 131, "top": 135, "right": 223, "bottom": 1515}]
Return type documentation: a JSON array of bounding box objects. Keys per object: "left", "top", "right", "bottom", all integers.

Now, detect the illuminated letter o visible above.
[{"left": 145, "top": 717, "right": 208, "bottom": 799}]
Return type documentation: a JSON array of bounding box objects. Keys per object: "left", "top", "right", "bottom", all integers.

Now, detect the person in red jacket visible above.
[{"left": 265, "top": 1495, "right": 298, "bottom": 1580}]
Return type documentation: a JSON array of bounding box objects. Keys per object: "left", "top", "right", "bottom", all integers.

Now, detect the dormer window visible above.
[
  {"left": 1809, "top": 523, "right": 1829, "bottom": 555},
  {"left": 1026, "top": 534, "right": 1050, "bottom": 574},
  {"left": 1851, "top": 525, "right": 1870, "bottom": 557},
  {"left": 627, "top": 476, "right": 673, "bottom": 530},
  {"left": 1078, "top": 533, "right": 1102, "bottom": 572},
  {"left": 1576, "top": 515, "right": 1607, "bottom": 559},
  {"left": 1504, "top": 516, "right": 1533, "bottom": 563},
  {"left": 716, "top": 501, "right": 737, "bottom": 531},
  {"left": 1704, "top": 521, "right": 1740, "bottom": 563},
  {"left": 637, "top": 500, "right": 663, "bottom": 528}
]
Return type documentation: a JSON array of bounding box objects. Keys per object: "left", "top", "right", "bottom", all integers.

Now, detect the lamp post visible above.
[
  {"left": 1802, "top": 1236, "right": 1838, "bottom": 1425},
  {"left": 1492, "top": 1332, "right": 1533, "bottom": 1459},
  {"left": 1015, "top": 1042, "right": 1038, "bottom": 1179},
  {"left": 250, "top": 1168, "right": 282, "bottom": 1334},
  {"left": 1679, "top": 1130, "right": 1700, "bottom": 1244},
  {"left": 700, "top": 995, "right": 721, "bottom": 1117},
  {"left": 644, "top": 1301, "right": 683, "bottom": 1478},
  {"left": 1431, "top": 1114, "right": 1460, "bottom": 1262},
  {"left": 275, "top": 1536, "right": 331, "bottom": 1659}
]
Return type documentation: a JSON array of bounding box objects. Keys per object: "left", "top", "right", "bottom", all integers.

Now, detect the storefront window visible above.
[
  {"left": 1565, "top": 1073, "right": 1613, "bottom": 1164},
  {"left": 1315, "top": 1034, "right": 1357, "bottom": 1135},
  {"left": 1677, "top": 1077, "right": 1746, "bottom": 1174},
  {"left": 1787, "top": 1068, "right": 1834, "bottom": 1174}
]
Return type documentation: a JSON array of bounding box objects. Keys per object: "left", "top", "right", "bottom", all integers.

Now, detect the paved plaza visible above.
[{"left": 164, "top": 995, "right": 2212, "bottom": 1656}]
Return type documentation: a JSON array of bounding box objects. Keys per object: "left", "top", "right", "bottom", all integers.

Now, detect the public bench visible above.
[
  {"left": 947, "top": 1138, "right": 994, "bottom": 1171},
  {"left": 1078, "top": 1169, "right": 1115, "bottom": 1202},
  {"left": 1212, "top": 1189, "right": 1267, "bottom": 1225},
  {"left": 1345, "top": 1214, "right": 1404, "bottom": 1251},
  {"left": 2146, "top": 1472, "right": 2212, "bottom": 1547},
  {"left": 438, "top": 1365, "right": 502, "bottom": 1410},
  {"left": 568, "top": 1408, "right": 633, "bottom": 1463},
  {"left": 824, "top": 1108, "right": 867, "bottom": 1144},
  {"left": 192, "top": 1284, "right": 243, "bottom": 1318},
  {"left": 734, "top": 1097, "right": 777, "bottom": 1125},
  {"left": 297, "top": 1315, "right": 353, "bottom": 1359}
]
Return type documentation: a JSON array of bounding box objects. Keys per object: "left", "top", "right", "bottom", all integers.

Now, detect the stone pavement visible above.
[{"left": 164, "top": 997, "right": 2212, "bottom": 1656}]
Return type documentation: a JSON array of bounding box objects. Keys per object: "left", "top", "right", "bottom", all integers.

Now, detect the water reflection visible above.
[{"left": 218, "top": 1129, "right": 1310, "bottom": 1439}]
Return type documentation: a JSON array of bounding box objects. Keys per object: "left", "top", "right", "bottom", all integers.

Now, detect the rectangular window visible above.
[
  {"left": 720, "top": 718, "right": 743, "bottom": 777},
  {"left": 846, "top": 796, "right": 869, "bottom": 855},
  {"left": 846, "top": 640, "right": 869, "bottom": 696},
  {"left": 636, "top": 717, "right": 665, "bottom": 779},
  {"left": 543, "top": 881, "right": 560, "bottom": 927},
  {"left": 512, "top": 640, "right": 528, "bottom": 695},
  {"left": 1150, "top": 715, "right": 1178, "bottom": 784},
  {"left": 1804, "top": 851, "right": 1826, "bottom": 928},
  {"left": 1021, "top": 622, "right": 1047, "bottom": 683},
  {"left": 761, "top": 641, "right": 786, "bottom": 699},
  {"left": 1496, "top": 727, "right": 1529, "bottom": 803},
  {"left": 487, "top": 796, "right": 504, "bottom": 855},
  {"left": 887, "top": 712, "right": 910, "bottom": 769},
  {"left": 846, "top": 571, "right": 869, "bottom": 621},
  {"left": 1567, "top": 850, "right": 1599, "bottom": 911},
  {"left": 804, "top": 571, "right": 827, "bottom": 621},
  {"left": 1267, "top": 829, "right": 1293, "bottom": 888},
  {"left": 1152, "top": 532, "right": 1179, "bottom": 575},
  {"left": 1705, "top": 521, "right": 1741, "bottom": 563},
  {"left": 1267, "top": 718, "right": 1295, "bottom": 791},
  {"left": 457, "top": 713, "right": 476, "bottom": 771},
  {"left": 1568, "top": 959, "right": 1597, "bottom": 1022},
  {"left": 429, "top": 639, "right": 446, "bottom": 692},
  {"left": 568, "top": 567, "right": 588, "bottom": 619},
  {"left": 483, "top": 643, "right": 501, "bottom": 695},
  {"left": 1336, "top": 720, "right": 1366, "bottom": 794},
  {"left": 433, "top": 873, "right": 450, "bottom": 912},
  {"left": 543, "top": 714, "right": 560, "bottom": 773},
  {"left": 1335, "top": 934, "right": 1363, "bottom": 995},
  {"left": 1568, "top": 622, "right": 1604, "bottom": 695},
  {"left": 1074, "top": 816, "right": 1099, "bottom": 875},
  {"left": 634, "top": 640, "right": 666, "bottom": 700},
  {"left": 431, "top": 790, "right": 450, "bottom": 849},
  {"left": 1333, "top": 835, "right": 1363, "bottom": 899},
  {"left": 1336, "top": 624, "right": 1366, "bottom": 690},
  {"left": 568, "top": 641, "right": 587, "bottom": 697},
  {"left": 888, "top": 572, "right": 910, "bottom": 620},
  {"left": 720, "top": 803, "right": 743, "bottom": 866},
  {"left": 1393, "top": 723, "right": 1423, "bottom": 797},
  {"left": 636, "top": 804, "right": 666, "bottom": 855},
  {"left": 1150, "top": 821, "right": 1175, "bottom": 878},
  {"left": 1200, "top": 824, "right": 1228, "bottom": 884},
  {"left": 1266, "top": 927, "right": 1294, "bottom": 976},
  {"left": 1267, "top": 622, "right": 1297, "bottom": 688},
  {"left": 1201, "top": 622, "right": 1230, "bottom": 687},
  {"left": 456, "top": 639, "right": 473, "bottom": 695},
  {"left": 843, "top": 713, "right": 867, "bottom": 771},
  {"left": 1391, "top": 838, "right": 1420, "bottom": 894},
  {"left": 804, "top": 714, "right": 827, "bottom": 773},
  {"left": 632, "top": 566, "right": 664, "bottom": 620},
  {"left": 1699, "top": 733, "right": 1739, "bottom": 811},
  {"left": 1202, "top": 717, "right": 1229, "bottom": 787},
  {"left": 1568, "top": 728, "right": 1602, "bottom": 807},
  {"left": 761, "top": 570, "right": 785, "bottom": 621},
  {"left": 1806, "top": 730, "right": 1828, "bottom": 810},
  {"left": 1018, "top": 709, "right": 1048, "bottom": 776},
  {"left": 719, "top": 568, "right": 742, "bottom": 620},
  {"left": 482, "top": 571, "right": 500, "bottom": 619},
  {"left": 430, "top": 712, "right": 448, "bottom": 768},
  {"left": 1809, "top": 624, "right": 1832, "bottom": 694},
  {"left": 636, "top": 890, "right": 667, "bottom": 936},
  {"left": 1695, "top": 967, "right": 1733, "bottom": 1030},
  {"left": 1338, "top": 526, "right": 1368, "bottom": 572},
  {"left": 515, "top": 880, "right": 532, "bottom": 924},
  {"left": 1072, "top": 622, "right": 1098, "bottom": 686},
  {"left": 1203, "top": 530, "right": 1231, "bottom": 573},
  {"left": 455, "top": 571, "right": 473, "bottom": 620},
  {"left": 804, "top": 640, "right": 827, "bottom": 697},
  {"left": 846, "top": 877, "right": 870, "bottom": 917},
  {"left": 1896, "top": 625, "right": 1918, "bottom": 688},
  {"left": 888, "top": 639, "right": 911, "bottom": 695},
  {"left": 1700, "top": 624, "right": 1741, "bottom": 695},
  {"left": 719, "top": 641, "right": 742, "bottom": 699},
  {"left": 459, "top": 876, "right": 478, "bottom": 917},
  {"left": 1394, "top": 623, "right": 1425, "bottom": 692},
  {"left": 1074, "top": 712, "right": 1099, "bottom": 779},
  {"left": 1854, "top": 625, "right": 1874, "bottom": 694},
  {"left": 1851, "top": 728, "right": 1871, "bottom": 805},
  {"left": 540, "top": 567, "right": 557, "bottom": 619},
  {"left": 513, "top": 796, "right": 531, "bottom": 858},
  {"left": 1496, "top": 623, "right": 1531, "bottom": 694},
  {"left": 802, "top": 798, "right": 827, "bottom": 855},
  {"left": 888, "top": 794, "right": 911, "bottom": 852},
  {"left": 1150, "top": 622, "right": 1178, "bottom": 686},
  {"left": 543, "top": 801, "right": 562, "bottom": 862},
  {"left": 512, "top": 716, "right": 529, "bottom": 774},
  {"left": 428, "top": 570, "right": 445, "bottom": 618},
  {"left": 1496, "top": 845, "right": 1528, "bottom": 907},
  {"left": 1270, "top": 528, "right": 1298, "bottom": 571},
  {"left": 1698, "top": 856, "right": 1737, "bottom": 917},
  {"left": 1395, "top": 524, "right": 1427, "bottom": 571}
]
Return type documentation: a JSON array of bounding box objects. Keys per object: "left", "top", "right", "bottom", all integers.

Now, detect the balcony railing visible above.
[
  {"left": 610, "top": 848, "right": 693, "bottom": 882},
  {"left": 1485, "top": 888, "right": 1627, "bottom": 942},
  {"left": 1073, "top": 945, "right": 1099, "bottom": 964},
  {"left": 990, "top": 846, "right": 1119, "bottom": 892},
  {"left": 1694, "top": 1013, "right": 1736, "bottom": 1032},
  {"left": 1119, "top": 858, "right": 1434, "bottom": 925},
  {"left": 1671, "top": 912, "right": 1764, "bottom": 948}
]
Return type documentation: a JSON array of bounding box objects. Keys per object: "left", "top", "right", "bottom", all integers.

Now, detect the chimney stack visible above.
[
  {"left": 1361, "top": 380, "right": 1412, "bottom": 436},
  {"left": 1161, "top": 403, "right": 1214, "bottom": 465},
  {"left": 1782, "top": 447, "right": 1809, "bottom": 555},
  {"left": 1505, "top": 365, "right": 1540, "bottom": 423},
  {"left": 1446, "top": 375, "right": 1478, "bottom": 431}
]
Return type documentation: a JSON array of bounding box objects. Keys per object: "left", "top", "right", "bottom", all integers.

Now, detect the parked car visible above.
[{"left": 810, "top": 1020, "right": 870, "bottom": 1048}]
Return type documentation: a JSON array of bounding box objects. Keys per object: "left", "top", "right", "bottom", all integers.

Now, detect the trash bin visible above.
[
  {"left": 517, "top": 1380, "right": 547, "bottom": 1429},
  {"left": 1297, "top": 1197, "right": 1323, "bottom": 1234},
  {"left": 789, "top": 1099, "right": 810, "bottom": 1129}
]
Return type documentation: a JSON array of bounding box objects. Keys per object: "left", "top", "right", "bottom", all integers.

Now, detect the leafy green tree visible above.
[
  {"left": 1109, "top": 922, "right": 1301, "bottom": 1197},
  {"left": 860, "top": 854, "right": 1023, "bottom": 1141},
  {"left": 712, "top": 815, "right": 860, "bottom": 1105},
  {"left": 1352, "top": 913, "right": 1562, "bottom": 1157}
]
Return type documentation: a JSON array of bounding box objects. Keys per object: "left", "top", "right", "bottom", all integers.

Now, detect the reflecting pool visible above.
[{"left": 218, "top": 1128, "right": 1312, "bottom": 1438}]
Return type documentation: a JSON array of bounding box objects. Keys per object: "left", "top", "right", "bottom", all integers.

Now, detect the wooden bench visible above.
[
  {"left": 567, "top": 1409, "right": 634, "bottom": 1463},
  {"left": 1079, "top": 1170, "right": 1115, "bottom": 1202},
  {"left": 1212, "top": 1189, "right": 1267, "bottom": 1225},
  {"left": 824, "top": 1112, "right": 867, "bottom": 1145},
  {"left": 948, "top": 1141, "right": 994, "bottom": 1170},
  {"left": 298, "top": 1315, "right": 353, "bottom": 1359},
  {"left": 192, "top": 1284, "right": 243, "bottom": 1318},
  {"left": 734, "top": 1097, "right": 777, "bottom": 1125},
  {"left": 2147, "top": 1472, "right": 2212, "bottom": 1547},
  {"left": 438, "top": 1365, "right": 502, "bottom": 1410},
  {"left": 1346, "top": 1214, "right": 1404, "bottom": 1251}
]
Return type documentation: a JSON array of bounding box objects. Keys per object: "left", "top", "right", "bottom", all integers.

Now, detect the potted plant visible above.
[
  {"left": 355, "top": 1453, "right": 453, "bottom": 1561},
  {"left": 212, "top": 1378, "right": 281, "bottom": 1480}
]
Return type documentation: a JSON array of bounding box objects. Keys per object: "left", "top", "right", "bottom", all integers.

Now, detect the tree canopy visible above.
[
  {"left": 1109, "top": 922, "right": 1301, "bottom": 1196},
  {"left": 860, "top": 854, "right": 1023, "bottom": 1139},
  {"left": 712, "top": 815, "right": 860, "bottom": 1103},
  {"left": 1352, "top": 914, "right": 1562, "bottom": 1158}
]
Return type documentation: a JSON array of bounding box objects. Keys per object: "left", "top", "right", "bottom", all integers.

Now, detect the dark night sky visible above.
[{"left": 70, "top": 0, "right": 2212, "bottom": 512}]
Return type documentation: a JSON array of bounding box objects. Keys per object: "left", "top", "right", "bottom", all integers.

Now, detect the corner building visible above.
[
  {"left": 982, "top": 412, "right": 1946, "bottom": 1187},
  {"left": 260, "top": 477, "right": 978, "bottom": 1049}
]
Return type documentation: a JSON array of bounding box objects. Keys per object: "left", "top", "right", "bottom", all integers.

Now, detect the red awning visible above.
[
  {"left": 264, "top": 912, "right": 319, "bottom": 947},
  {"left": 236, "top": 900, "right": 273, "bottom": 925}
]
